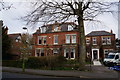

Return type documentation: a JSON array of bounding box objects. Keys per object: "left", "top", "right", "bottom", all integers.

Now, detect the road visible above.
[
  {"left": 2, "top": 72, "right": 64, "bottom": 78},
  {"left": 2, "top": 72, "right": 117, "bottom": 80}
]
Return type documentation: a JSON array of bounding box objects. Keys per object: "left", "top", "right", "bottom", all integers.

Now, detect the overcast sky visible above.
[{"left": 0, "top": 0, "right": 119, "bottom": 38}]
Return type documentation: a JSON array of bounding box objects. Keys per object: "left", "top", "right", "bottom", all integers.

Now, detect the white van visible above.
[{"left": 103, "top": 52, "right": 120, "bottom": 66}]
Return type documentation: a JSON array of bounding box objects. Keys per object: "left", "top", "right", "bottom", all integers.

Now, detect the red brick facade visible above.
[
  {"left": 86, "top": 31, "right": 116, "bottom": 61},
  {"left": 33, "top": 22, "right": 116, "bottom": 60},
  {"left": 33, "top": 22, "right": 79, "bottom": 59},
  {"left": 9, "top": 33, "right": 22, "bottom": 60}
]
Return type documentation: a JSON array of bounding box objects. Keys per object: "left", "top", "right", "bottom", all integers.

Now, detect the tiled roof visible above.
[
  {"left": 33, "top": 22, "right": 77, "bottom": 34},
  {"left": 41, "top": 22, "right": 76, "bottom": 27},
  {"left": 86, "top": 31, "right": 114, "bottom": 37},
  {"left": 8, "top": 33, "right": 21, "bottom": 40}
]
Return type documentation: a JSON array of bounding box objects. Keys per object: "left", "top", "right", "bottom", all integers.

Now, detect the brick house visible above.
[
  {"left": 33, "top": 22, "right": 80, "bottom": 59},
  {"left": 85, "top": 30, "right": 116, "bottom": 61},
  {"left": 9, "top": 33, "right": 22, "bottom": 59}
]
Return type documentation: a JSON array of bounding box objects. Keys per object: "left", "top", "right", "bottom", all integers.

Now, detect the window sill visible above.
[
  {"left": 54, "top": 43, "right": 58, "bottom": 45},
  {"left": 37, "top": 44, "right": 47, "bottom": 45},
  {"left": 92, "top": 44, "right": 97, "bottom": 45}
]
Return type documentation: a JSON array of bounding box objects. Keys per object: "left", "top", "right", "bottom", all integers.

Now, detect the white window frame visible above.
[
  {"left": 104, "top": 49, "right": 109, "bottom": 58},
  {"left": 102, "top": 37, "right": 106, "bottom": 45},
  {"left": 70, "top": 48, "right": 75, "bottom": 59},
  {"left": 35, "top": 48, "right": 40, "bottom": 57},
  {"left": 64, "top": 49, "right": 69, "bottom": 58},
  {"left": 54, "top": 26, "right": 59, "bottom": 32},
  {"left": 41, "top": 27, "right": 46, "bottom": 33},
  {"left": 102, "top": 36, "right": 111, "bottom": 45},
  {"left": 107, "top": 36, "right": 111, "bottom": 45},
  {"left": 43, "top": 36, "right": 47, "bottom": 45},
  {"left": 66, "top": 35, "right": 70, "bottom": 43},
  {"left": 38, "top": 36, "right": 47, "bottom": 45},
  {"left": 72, "top": 35, "right": 76, "bottom": 43},
  {"left": 54, "top": 35, "right": 58, "bottom": 44},
  {"left": 38, "top": 36, "right": 42, "bottom": 45},
  {"left": 16, "top": 39, "right": 18, "bottom": 42},
  {"left": 68, "top": 25, "right": 73, "bottom": 31},
  {"left": 53, "top": 49, "right": 59, "bottom": 55},
  {"left": 92, "top": 37, "right": 97, "bottom": 45},
  {"left": 86, "top": 38, "right": 90, "bottom": 44},
  {"left": 40, "top": 48, "right": 44, "bottom": 56}
]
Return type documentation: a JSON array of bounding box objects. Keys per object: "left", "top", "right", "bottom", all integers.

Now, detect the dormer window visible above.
[
  {"left": 41, "top": 27, "right": 46, "bottom": 33},
  {"left": 16, "top": 39, "right": 18, "bottom": 42},
  {"left": 54, "top": 26, "right": 59, "bottom": 31},
  {"left": 68, "top": 25, "right": 73, "bottom": 31}
]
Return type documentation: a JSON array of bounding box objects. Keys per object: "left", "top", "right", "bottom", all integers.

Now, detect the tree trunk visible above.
[
  {"left": 22, "top": 57, "right": 25, "bottom": 72},
  {"left": 78, "top": 16, "right": 86, "bottom": 70}
]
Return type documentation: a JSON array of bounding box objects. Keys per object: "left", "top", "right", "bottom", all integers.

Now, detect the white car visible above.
[{"left": 103, "top": 52, "right": 120, "bottom": 66}]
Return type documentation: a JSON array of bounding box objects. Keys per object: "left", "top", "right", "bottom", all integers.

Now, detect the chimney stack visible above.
[{"left": 110, "top": 29, "right": 113, "bottom": 34}]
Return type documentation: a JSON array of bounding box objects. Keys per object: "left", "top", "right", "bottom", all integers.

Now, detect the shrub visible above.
[
  {"left": 26, "top": 57, "right": 45, "bottom": 69},
  {"left": 2, "top": 55, "right": 67, "bottom": 69}
]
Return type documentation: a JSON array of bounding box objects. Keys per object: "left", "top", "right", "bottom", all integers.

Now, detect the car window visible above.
[
  {"left": 115, "top": 55, "right": 119, "bottom": 59},
  {"left": 107, "top": 55, "right": 115, "bottom": 59}
]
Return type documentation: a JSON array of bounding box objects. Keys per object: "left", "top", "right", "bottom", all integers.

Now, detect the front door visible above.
[
  {"left": 92, "top": 49, "right": 99, "bottom": 60},
  {"left": 93, "top": 50, "right": 97, "bottom": 60}
]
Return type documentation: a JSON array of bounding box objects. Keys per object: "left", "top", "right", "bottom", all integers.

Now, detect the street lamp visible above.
[{"left": 22, "top": 27, "right": 29, "bottom": 72}]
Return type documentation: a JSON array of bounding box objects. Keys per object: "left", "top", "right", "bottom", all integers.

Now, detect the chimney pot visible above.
[{"left": 110, "top": 29, "right": 113, "bottom": 33}]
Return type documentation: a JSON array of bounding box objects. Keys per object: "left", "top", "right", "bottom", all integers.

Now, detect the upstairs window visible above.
[
  {"left": 92, "top": 37, "right": 97, "bottom": 45},
  {"left": 68, "top": 25, "right": 73, "bottom": 31},
  {"left": 102, "top": 36, "right": 111, "bottom": 45},
  {"left": 102, "top": 37, "right": 106, "bottom": 45},
  {"left": 54, "top": 26, "right": 59, "bottom": 32},
  {"left": 66, "top": 35, "right": 70, "bottom": 43},
  {"left": 38, "top": 36, "right": 42, "bottom": 45},
  {"left": 86, "top": 38, "right": 90, "bottom": 44},
  {"left": 41, "top": 27, "right": 46, "bottom": 33},
  {"left": 38, "top": 36, "right": 47, "bottom": 45},
  {"left": 72, "top": 35, "right": 76, "bottom": 43},
  {"left": 43, "top": 37, "right": 46, "bottom": 45},
  {"left": 107, "top": 37, "right": 111, "bottom": 44},
  {"left": 54, "top": 35, "right": 58, "bottom": 44}
]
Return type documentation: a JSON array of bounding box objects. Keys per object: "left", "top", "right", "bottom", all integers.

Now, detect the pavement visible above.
[
  {"left": 2, "top": 65, "right": 119, "bottom": 79},
  {"left": 93, "top": 60, "right": 102, "bottom": 65}
]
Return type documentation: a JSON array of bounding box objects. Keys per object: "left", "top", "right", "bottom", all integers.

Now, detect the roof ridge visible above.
[
  {"left": 86, "top": 30, "right": 114, "bottom": 36},
  {"left": 42, "top": 22, "right": 76, "bottom": 27}
]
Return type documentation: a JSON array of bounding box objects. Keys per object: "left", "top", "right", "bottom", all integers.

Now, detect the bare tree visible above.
[
  {"left": 0, "top": 1, "right": 13, "bottom": 11},
  {"left": 22, "top": 0, "right": 117, "bottom": 70}
]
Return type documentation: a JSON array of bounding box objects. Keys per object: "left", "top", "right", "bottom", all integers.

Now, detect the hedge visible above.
[{"left": 2, "top": 55, "right": 67, "bottom": 69}]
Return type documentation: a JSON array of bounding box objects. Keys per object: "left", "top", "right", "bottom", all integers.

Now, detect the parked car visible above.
[{"left": 103, "top": 52, "right": 120, "bottom": 66}]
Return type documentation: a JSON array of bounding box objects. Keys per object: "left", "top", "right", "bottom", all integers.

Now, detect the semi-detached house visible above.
[
  {"left": 33, "top": 22, "right": 79, "bottom": 59},
  {"left": 33, "top": 22, "right": 116, "bottom": 60},
  {"left": 86, "top": 30, "right": 116, "bottom": 61}
]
